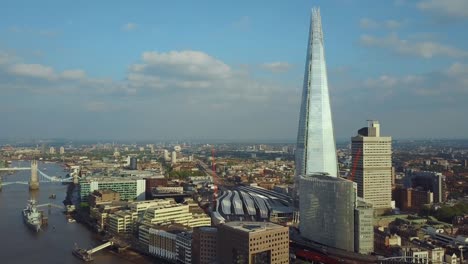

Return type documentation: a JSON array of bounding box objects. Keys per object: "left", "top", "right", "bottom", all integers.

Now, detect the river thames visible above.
[{"left": 0, "top": 161, "right": 152, "bottom": 264}]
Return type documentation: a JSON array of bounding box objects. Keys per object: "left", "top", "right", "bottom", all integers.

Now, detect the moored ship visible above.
[{"left": 22, "top": 199, "right": 42, "bottom": 232}]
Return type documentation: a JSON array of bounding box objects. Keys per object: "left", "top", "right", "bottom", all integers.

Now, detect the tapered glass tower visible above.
[{"left": 295, "top": 8, "right": 338, "bottom": 196}]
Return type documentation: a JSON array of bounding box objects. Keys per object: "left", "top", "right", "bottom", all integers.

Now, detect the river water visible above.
[{"left": 0, "top": 161, "right": 152, "bottom": 264}]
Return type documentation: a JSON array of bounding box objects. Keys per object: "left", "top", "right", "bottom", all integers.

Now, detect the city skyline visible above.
[{"left": 1, "top": 0, "right": 468, "bottom": 140}]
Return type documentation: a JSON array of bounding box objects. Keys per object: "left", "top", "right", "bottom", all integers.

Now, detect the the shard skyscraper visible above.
[{"left": 295, "top": 8, "right": 338, "bottom": 197}]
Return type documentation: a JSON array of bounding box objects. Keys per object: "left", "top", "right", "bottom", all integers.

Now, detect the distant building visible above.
[
  {"left": 445, "top": 253, "right": 459, "bottom": 264},
  {"left": 49, "top": 147, "right": 56, "bottom": 154},
  {"left": 164, "top": 149, "right": 170, "bottom": 161},
  {"left": 405, "top": 170, "right": 445, "bottom": 203},
  {"left": 192, "top": 226, "right": 218, "bottom": 264},
  {"left": 217, "top": 221, "right": 289, "bottom": 264},
  {"left": 129, "top": 157, "right": 137, "bottom": 170},
  {"left": 299, "top": 173, "right": 355, "bottom": 252},
  {"left": 172, "top": 151, "right": 177, "bottom": 164},
  {"left": 59, "top": 146, "right": 65, "bottom": 154},
  {"left": 88, "top": 189, "right": 120, "bottom": 207},
  {"left": 144, "top": 176, "right": 167, "bottom": 199},
  {"left": 401, "top": 247, "right": 429, "bottom": 263},
  {"left": 352, "top": 120, "right": 392, "bottom": 214},
  {"left": 79, "top": 177, "right": 146, "bottom": 201},
  {"left": 393, "top": 187, "right": 433, "bottom": 211}
]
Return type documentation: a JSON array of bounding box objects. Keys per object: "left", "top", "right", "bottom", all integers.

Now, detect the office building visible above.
[
  {"left": 88, "top": 189, "right": 120, "bottom": 207},
  {"left": 49, "top": 147, "right": 56, "bottom": 154},
  {"left": 129, "top": 157, "right": 137, "bottom": 170},
  {"left": 59, "top": 146, "right": 65, "bottom": 154},
  {"left": 79, "top": 177, "right": 146, "bottom": 201},
  {"left": 192, "top": 226, "right": 218, "bottom": 264},
  {"left": 218, "top": 221, "right": 289, "bottom": 264},
  {"left": 294, "top": 7, "right": 338, "bottom": 198},
  {"left": 393, "top": 187, "right": 433, "bottom": 211},
  {"left": 172, "top": 151, "right": 177, "bottom": 164},
  {"left": 352, "top": 120, "right": 392, "bottom": 214},
  {"left": 147, "top": 227, "right": 184, "bottom": 262},
  {"left": 354, "top": 198, "right": 374, "bottom": 254},
  {"left": 299, "top": 173, "right": 355, "bottom": 251},
  {"left": 108, "top": 210, "right": 138, "bottom": 234},
  {"left": 142, "top": 199, "right": 211, "bottom": 228},
  {"left": 405, "top": 170, "right": 445, "bottom": 203},
  {"left": 176, "top": 232, "right": 192, "bottom": 264}
]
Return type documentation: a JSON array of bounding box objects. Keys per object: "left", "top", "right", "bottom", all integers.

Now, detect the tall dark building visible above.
[
  {"left": 404, "top": 170, "right": 445, "bottom": 203},
  {"left": 130, "top": 157, "right": 137, "bottom": 170}
]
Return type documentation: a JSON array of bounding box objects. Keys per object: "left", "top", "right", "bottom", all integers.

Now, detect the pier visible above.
[{"left": 72, "top": 238, "right": 130, "bottom": 262}]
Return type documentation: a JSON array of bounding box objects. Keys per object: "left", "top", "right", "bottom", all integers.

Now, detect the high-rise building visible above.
[
  {"left": 299, "top": 173, "right": 356, "bottom": 251},
  {"left": 217, "top": 221, "right": 289, "bottom": 264},
  {"left": 49, "top": 147, "right": 56, "bottom": 154},
  {"left": 294, "top": 8, "right": 338, "bottom": 198},
  {"left": 405, "top": 170, "right": 445, "bottom": 203},
  {"left": 59, "top": 146, "right": 65, "bottom": 155},
  {"left": 130, "top": 157, "right": 137, "bottom": 170},
  {"left": 352, "top": 120, "right": 392, "bottom": 214},
  {"left": 171, "top": 151, "right": 177, "bottom": 164}
]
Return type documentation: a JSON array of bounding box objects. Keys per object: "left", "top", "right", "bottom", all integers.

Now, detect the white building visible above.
[{"left": 352, "top": 120, "right": 392, "bottom": 214}]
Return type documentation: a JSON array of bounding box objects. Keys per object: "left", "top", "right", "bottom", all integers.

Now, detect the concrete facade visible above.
[
  {"left": 352, "top": 120, "right": 392, "bottom": 214},
  {"left": 217, "top": 221, "right": 289, "bottom": 264}
]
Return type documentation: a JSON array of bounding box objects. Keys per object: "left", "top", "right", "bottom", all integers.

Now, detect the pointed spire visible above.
[{"left": 311, "top": 7, "right": 323, "bottom": 44}]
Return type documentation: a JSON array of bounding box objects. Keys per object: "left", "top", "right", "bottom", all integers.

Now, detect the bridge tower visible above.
[{"left": 29, "top": 160, "right": 39, "bottom": 190}]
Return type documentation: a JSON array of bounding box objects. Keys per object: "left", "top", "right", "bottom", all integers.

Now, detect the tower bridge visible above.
[{"left": 0, "top": 161, "right": 77, "bottom": 190}]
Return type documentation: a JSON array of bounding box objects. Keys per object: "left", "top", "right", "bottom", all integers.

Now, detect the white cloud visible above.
[
  {"left": 360, "top": 33, "right": 468, "bottom": 58},
  {"left": 385, "top": 20, "right": 402, "bottom": 30},
  {"left": 8, "top": 63, "right": 56, "bottom": 79},
  {"left": 261, "top": 62, "right": 293, "bottom": 73},
  {"left": 138, "top": 50, "right": 231, "bottom": 79},
  {"left": 359, "top": 18, "right": 404, "bottom": 30},
  {"left": 61, "top": 69, "right": 86, "bottom": 79},
  {"left": 417, "top": 0, "right": 468, "bottom": 19},
  {"left": 122, "top": 23, "right": 138, "bottom": 31},
  {"left": 359, "top": 18, "right": 379, "bottom": 29}
]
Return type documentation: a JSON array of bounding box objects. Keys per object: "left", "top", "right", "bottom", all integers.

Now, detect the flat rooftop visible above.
[{"left": 223, "top": 221, "right": 286, "bottom": 233}]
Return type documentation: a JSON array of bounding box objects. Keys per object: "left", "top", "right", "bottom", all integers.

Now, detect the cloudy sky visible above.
[{"left": 1, "top": 0, "right": 467, "bottom": 141}]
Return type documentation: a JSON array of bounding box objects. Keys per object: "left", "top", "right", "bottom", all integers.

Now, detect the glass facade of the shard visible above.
[{"left": 295, "top": 8, "right": 338, "bottom": 195}]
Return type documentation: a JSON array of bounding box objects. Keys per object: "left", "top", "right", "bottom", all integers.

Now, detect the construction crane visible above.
[{"left": 349, "top": 148, "right": 362, "bottom": 182}]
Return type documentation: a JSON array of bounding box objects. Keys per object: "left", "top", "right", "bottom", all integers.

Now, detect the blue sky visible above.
[{"left": 1, "top": 0, "right": 468, "bottom": 141}]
